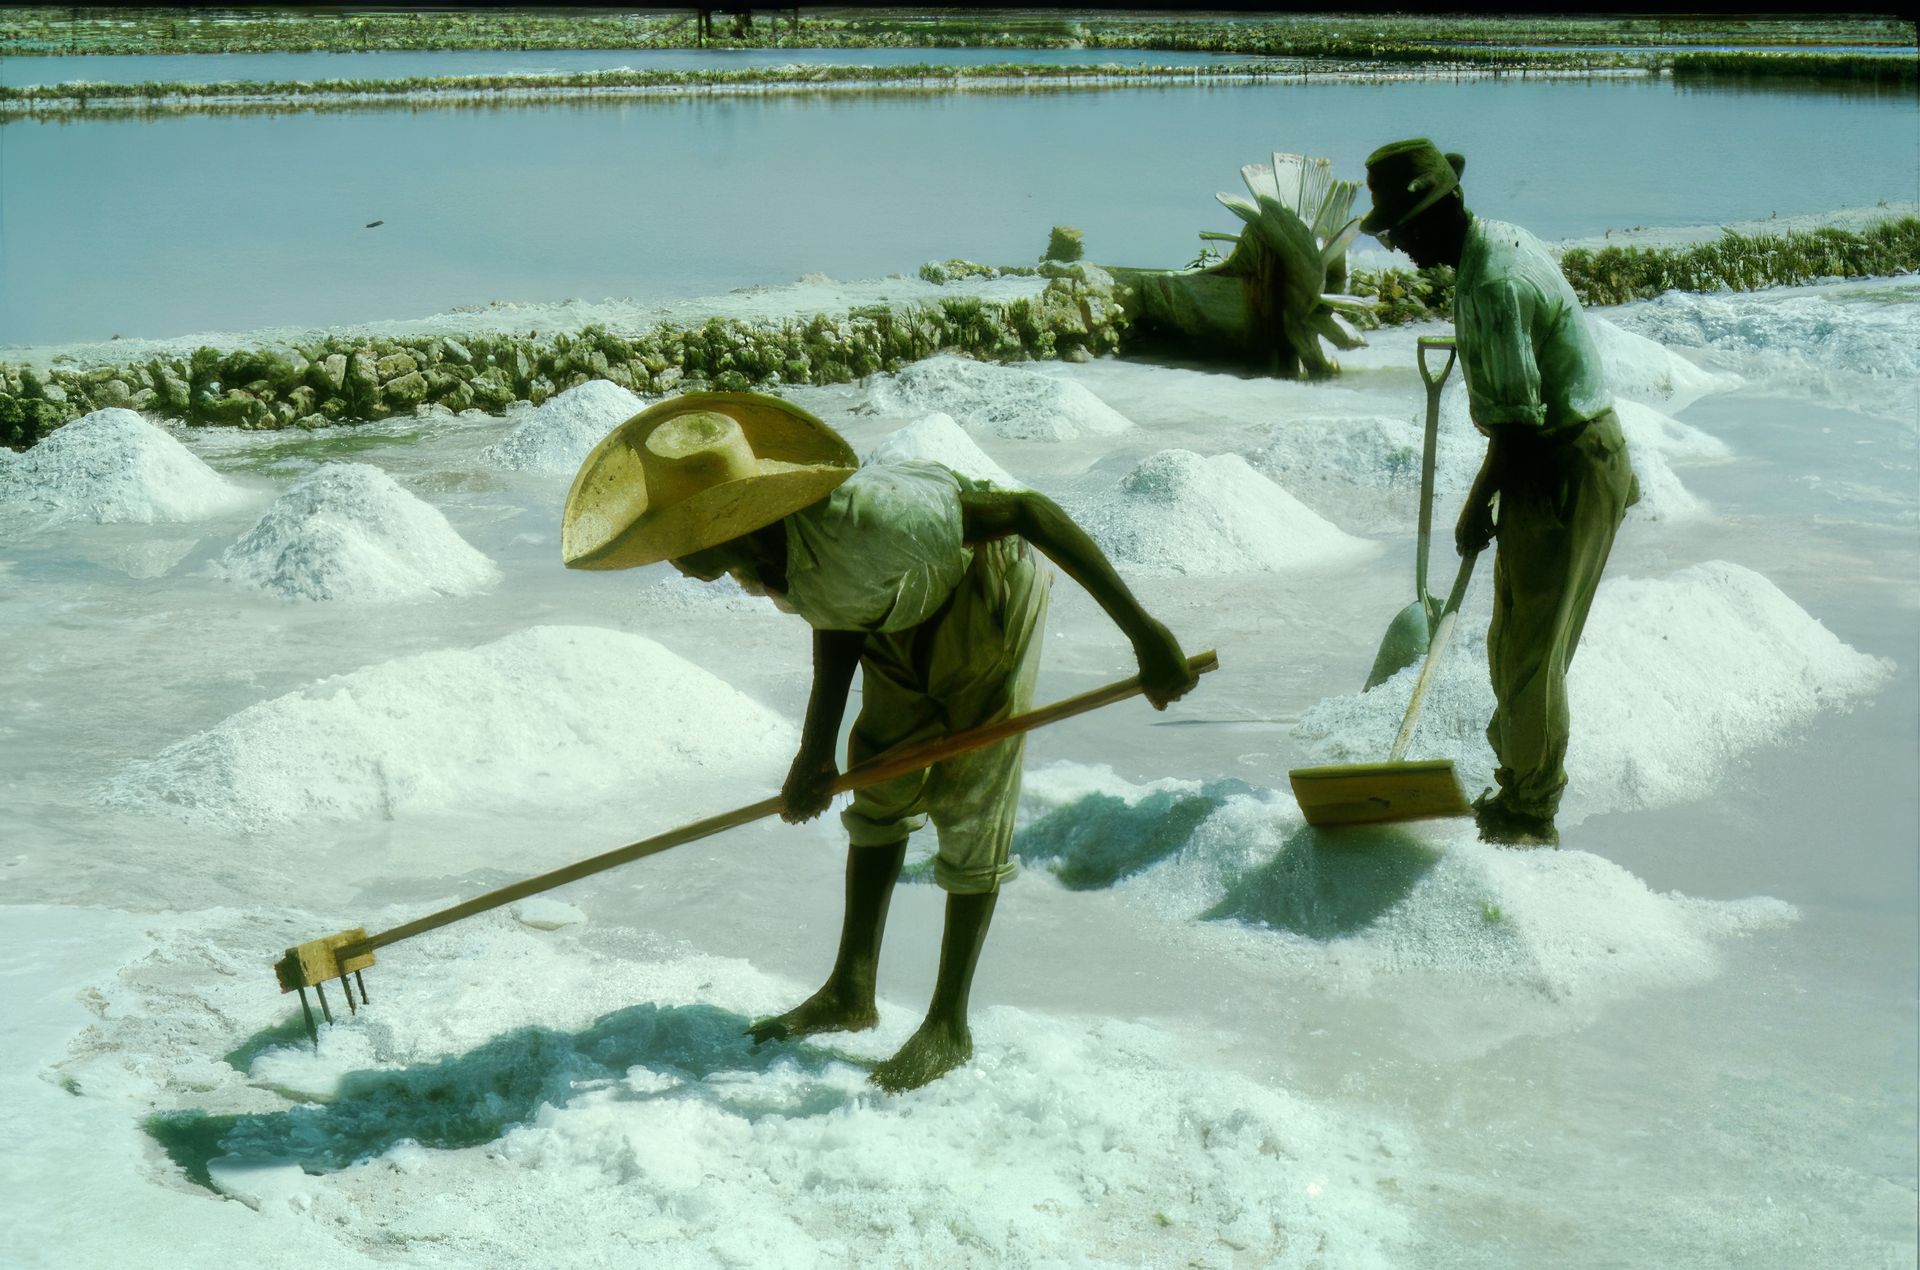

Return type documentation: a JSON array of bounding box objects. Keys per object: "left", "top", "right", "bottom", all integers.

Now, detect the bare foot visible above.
[
  {"left": 868, "top": 1018, "right": 973, "bottom": 1093},
  {"left": 745, "top": 986, "right": 878, "bottom": 1045}
]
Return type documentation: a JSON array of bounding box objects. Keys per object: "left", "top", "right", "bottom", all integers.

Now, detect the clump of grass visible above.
[{"left": 1559, "top": 216, "right": 1920, "bottom": 305}]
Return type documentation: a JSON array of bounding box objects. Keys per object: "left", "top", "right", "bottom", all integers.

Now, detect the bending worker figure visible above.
[
  {"left": 1358, "top": 139, "right": 1639, "bottom": 847},
  {"left": 563, "top": 392, "right": 1198, "bottom": 1090}
]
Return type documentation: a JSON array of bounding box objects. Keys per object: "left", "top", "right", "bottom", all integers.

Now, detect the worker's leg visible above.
[
  {"left": 749, "top": 664, "right": 936, "bottom": 1045},
  {"left": 746, "top": 839, "right": 906, "bottom": 1043},
  {"left": 871, "top": 545, "right": 1047, "bottom": 1091},
  {"left": 870, "top": 889, "right": 998, "bottom": 1093},
  {"left": 1486, "top": 414, "right": 1635, "bottom": 822}
]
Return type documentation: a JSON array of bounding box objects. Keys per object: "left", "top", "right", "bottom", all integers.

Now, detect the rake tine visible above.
[
  {"left": 297, "top": 986, "right": 318, "bottom": 1052},
  {"left": 340, "top": 973, "right": 357, "bottom": 1014},
  {"left": 354, "top": 970, "right": 368, "bottom": 1003},
  {"left": 315, "top": 980, "right": 334, "bottom": 1025}
]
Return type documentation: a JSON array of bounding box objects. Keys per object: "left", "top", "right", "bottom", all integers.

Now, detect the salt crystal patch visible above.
[
  {"left": 98, "top": 625, "right": 797, "bottom": 827},
  {"left": 1295, "top": 561, "right": 1892, "bottom": 818},
  {"left": 511, "top": 898, "right": 586, "bottom": 931},
  {"left": 215, "top": 462, "right": 499, "bottom": 602},
  {"left": 481, "top": 379, "right": 648, "bottom": 473},
  {"left": 863, "top": 412, "right": 1022, "bottom": 488},
  {"left": 871, "top": 354, "right": 1132, "bottom": 441},
  {"left": 0, "top": 408, "right": 248, "bottom": 524},
  {"left": 1072, "top": 449, "right": 1377, "bottom": 576}
]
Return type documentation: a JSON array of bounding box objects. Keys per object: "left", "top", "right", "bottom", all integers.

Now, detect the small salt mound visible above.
[
  {"left": 1613, "top": 398, "right": 1731, "bottom": 465},
  {"left": 214, "top": 462, "right": 499, "bottom": 602},
  {"left": 863, "top": 412, "right": 1021, "bottom": 488},
  {"left": 1251, "top": 412, "right": 1483, "bottom": 532},
  {"left": 99, "top": 625, "right": 797, "bottom": 827},
  {"left": 870, "top": 354, "right": 1132, "bottom": 442},
  {"left": 1073, "top": 449, "right": 1377, "bottom": 576},
  {"left": 0, "top": 408, "right": 247, "bottom": 524},
  {"left": 1296, "top": 561, "right": 1891, "bottom": 818},
  {"left": 1589, "top": 316, "right": 1743, "bottom": 412},
  {"left": 481, "top": 379, "right": 647, "bottom": 473}
]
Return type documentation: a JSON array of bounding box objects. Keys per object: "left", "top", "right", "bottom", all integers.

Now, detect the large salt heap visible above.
[
  {"left": 214, "top": 461, "right": 500, "bottom": 602},
  {"left": 863, "top": 412, "right": 1022, "bottom": 488},
  {"left": 870, "top": 355, "right": 1132, "bottom": 442},
  {"left": 0, "top": 408, "right": 248, "bottom": 524},
  {"left": 1074, "top": 449, "right": 1376, "bottom": 576},
  {"left": 1295, "top": 561, "right": 1891, "bottom": 817},
  {"left": 99, "top": 625, "right": 797, "bottom": 828},
  {"left": 1590, "top": 316, "right": 1743, "bottom": 412},
  {"left": 481, "top": 379, "right": 647, "bottom": 473}
]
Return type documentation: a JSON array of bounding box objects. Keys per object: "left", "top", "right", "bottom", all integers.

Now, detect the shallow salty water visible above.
[
  {"left": 2, "top": 76, "right": 1914, "bottom": 345},
  {"left": 1, "top": 281, "right": 1915, "bottom": 1265}
]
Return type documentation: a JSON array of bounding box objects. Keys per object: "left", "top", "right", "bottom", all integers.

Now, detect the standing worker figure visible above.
[
  {"left": 1358, "top": 140, "right": 1639, "bottom": 847},
  {"left": 562, "top": 392, "right": 1199, "bottom": 1091}
]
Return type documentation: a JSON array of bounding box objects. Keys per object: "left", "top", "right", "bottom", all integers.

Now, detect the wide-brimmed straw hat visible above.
[
  {"left": 1359, "top": 138, "right": 1467, "bottom": 235},
  {"left": 561, "top": 391, "right": 857, "bottom": 571}
]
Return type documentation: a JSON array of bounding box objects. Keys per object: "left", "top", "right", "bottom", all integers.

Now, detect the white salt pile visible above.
[
  {"left": 0, "top": 408, "right": 248, "bottom": 524},
  {"left": 1295, "top": 561, "right": 1892, "bottom": 818},
  {"left": 480, "top": 379, "right": 647, "bottom": 473},
  {"left": 1610, "top": 287, "right": 1920, "bottom": 421},
  {"left": 1589, "top": 316, "right": 1744, "bottom": 412},
  {"left": 214, "top": 462, "right": 499, "bottom": 602},
  {"left": 1433, "top": 382, "right": 1708, "bottom": 524},
  {"left": 1251, "top": 410, "right": 1483, "bottom": 530},
  {"left": 870, "top": 354, "right": 1132, "bottom": 442},
  {"left": 863, "top": 412, "right": 1021, "bottom": 488},
  {"left": 1072, "top": 449, "right": 1376, "bottom": 576},
  {"left": 1016, "top": 762, "right": 1794, "bottom": 1012},
  {"left": 98, "top": 625, "right": 796, "bottom": 828}
]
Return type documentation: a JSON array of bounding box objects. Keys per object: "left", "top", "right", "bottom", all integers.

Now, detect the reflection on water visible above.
[{"left": 3, "top": 76, "right": 1912, "bottom": 346}]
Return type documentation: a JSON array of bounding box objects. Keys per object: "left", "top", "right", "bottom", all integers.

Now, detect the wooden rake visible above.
[{"left": 274, "top": 650, "right": 1220, "bottom": 1048}]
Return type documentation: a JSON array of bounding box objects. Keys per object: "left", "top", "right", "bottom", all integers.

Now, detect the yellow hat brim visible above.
[{"left": 561, "top": 391, "right": 857, "bottom": 571}]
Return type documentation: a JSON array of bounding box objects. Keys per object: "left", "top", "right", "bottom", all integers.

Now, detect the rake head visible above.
[{"left": 273, "top": 928, "right": 375, "bottom": 1051}]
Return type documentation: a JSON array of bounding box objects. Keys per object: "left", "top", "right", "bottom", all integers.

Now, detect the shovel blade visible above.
[
  {"left": 1288, "top": 759, "right": 1472, "bottom": 827},
  {"left": 1363, "top": 595, "right": 1441, "bottom": 690}
]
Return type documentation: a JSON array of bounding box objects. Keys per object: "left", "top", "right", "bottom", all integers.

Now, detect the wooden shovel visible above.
[{"left": 274, "top": 650, "right": 1219, "bottom": 1046}]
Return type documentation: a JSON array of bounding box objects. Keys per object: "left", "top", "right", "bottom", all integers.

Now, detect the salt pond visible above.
[
  {"left": 3, "top": 76, "right": 1914, "bottom": 345},
  {"left": 2, "top": 270, "right": 1915, "bottom": 1264}
]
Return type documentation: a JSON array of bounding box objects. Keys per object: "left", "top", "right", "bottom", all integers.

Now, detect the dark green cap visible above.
[{"left": 1360, "top": 139, "right": 1467, "bottom": 235}]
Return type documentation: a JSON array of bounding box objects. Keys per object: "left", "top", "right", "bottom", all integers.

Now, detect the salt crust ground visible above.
[
  {"left": 862, "top": 411, "right": 1022, "bottom": 488},
  {"left": 1610, "top": 281, "right": 1920, "bottom": 424},
  {"left": 480, "top": 378, "right": 649, "bottom": 473},
  {"left": 0, "top": 406, "right": 251, "bottom": 524},
  {"left": 1071, "top": 448, "right": 1378, "bottom": 576},
  {"left": 96, "top": 626, "right": 798, "bottom": 828},
  {"left": 48, "top": 906, "right": 1415, "bottom": 1269},
  {"left": 214, "top": 461, "right": 500, "bottom": 602},
  {"left": 869, "top": 353, "right": 1133, "bottom": 442}
]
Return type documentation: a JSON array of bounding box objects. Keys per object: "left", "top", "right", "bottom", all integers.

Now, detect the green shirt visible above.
[
  {"left": 1453, "top": 216, "right": 1613, "bottom": 433},
  {"left": 782, "top": 461, "right": 976, "bottom": 634}
]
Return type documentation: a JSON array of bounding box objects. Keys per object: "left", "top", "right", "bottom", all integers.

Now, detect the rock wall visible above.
[{"left": 0, "top": 267, "right": 1127, "bottom": 449}]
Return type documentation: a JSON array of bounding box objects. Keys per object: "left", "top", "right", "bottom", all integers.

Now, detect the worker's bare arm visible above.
[
  {"left": 781, "top": 626, "right": 865, "bottom": 823},
  {"left": 961, "top": 488, "right": 1197, "bottom": 708},
  {"left": 1456, "top": 431, "right": 1509, "bottom": 555}
]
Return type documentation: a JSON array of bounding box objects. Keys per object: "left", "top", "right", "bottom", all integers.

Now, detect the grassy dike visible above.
[{"left": 4, "top": 218, "right": 1914, "bottom": 451}]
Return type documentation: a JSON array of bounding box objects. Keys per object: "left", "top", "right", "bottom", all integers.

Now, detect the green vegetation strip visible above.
[
  {"left": 5, "top": 218, "right": 1913, "bottom": 450},
  {"left": 3, "top": 9, "right": 1907, "bottom": 57}
]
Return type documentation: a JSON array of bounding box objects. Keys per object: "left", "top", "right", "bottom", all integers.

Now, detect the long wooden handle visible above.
[
  {"left": 1388, "top": 554, "right": 1476, "bottom": 763},
  {"left": 346, "top": 649, "right": 1219, "bottom": 959},
  {"left": 1414, "top": 334, "right": 1457, "bottom": 603}
]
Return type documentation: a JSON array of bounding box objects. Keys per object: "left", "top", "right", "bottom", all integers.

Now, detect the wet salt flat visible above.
[{"left": 2, "top": 275, "right": 1915, "bottom": 1266}]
